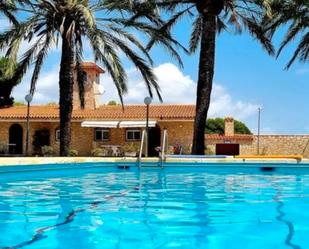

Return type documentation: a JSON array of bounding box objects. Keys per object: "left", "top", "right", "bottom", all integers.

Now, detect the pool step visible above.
[{"left": 138, "top": 162, "right": 162, "bottom": 168}]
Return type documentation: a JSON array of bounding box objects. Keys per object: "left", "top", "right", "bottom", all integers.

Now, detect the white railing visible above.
[
  {"left": 138, "top": 130, "right": 146, "bottom": 169},
  {"left": 160, "top": 129, "right": 168, "bottom": 169}
]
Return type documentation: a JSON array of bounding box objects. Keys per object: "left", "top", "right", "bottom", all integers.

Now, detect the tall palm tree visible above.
[
  {"left": 0, "top": 0, "right": 30, "bottom": 25},
  {"left": 0, "top": 0, "right": 180, "bottom": 156},
  {"left": 151, "top": 0, "right": 275, "bottom": 154},
  {"left": 263, "top": 0, "right": 308, "bottom": 69},
  {"left": 0, "top": 0, "right": 19, "bottom": 25},
  {"left": 0, "top": 0, "right": 28, "bottom": 105},
  {"left": 0, "top": 57, "right": 19, "bottom": 107}
]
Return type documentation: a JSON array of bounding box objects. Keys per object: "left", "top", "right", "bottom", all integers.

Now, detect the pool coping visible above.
[{"left": 0, "top": 156, "right": 308, "bottom": 167}]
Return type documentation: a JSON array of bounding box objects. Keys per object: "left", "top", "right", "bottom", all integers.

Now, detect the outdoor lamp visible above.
[
  {"left": 144, "top": 97, "right": 152, "bottom": 157},
  {"left": 25, "top": 93, "right": 33, "bottom": 156}
]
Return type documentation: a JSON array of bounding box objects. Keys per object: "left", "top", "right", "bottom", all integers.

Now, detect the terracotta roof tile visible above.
[
  {"left": 206, "top": 134, "right": 254, "bottom": 141},
  {"left": 79, "top": 62, "right": 105, "bottom": 74},
  {"left": 0, "top": 104, "right": 195, "bottom": 121}
]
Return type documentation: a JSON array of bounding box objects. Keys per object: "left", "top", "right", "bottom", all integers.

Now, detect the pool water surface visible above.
[{"left": 0, "top": 165, "right": 308, "bottom": 249}]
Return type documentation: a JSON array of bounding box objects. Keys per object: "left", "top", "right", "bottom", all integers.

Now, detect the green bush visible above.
[
  {"left": 205, "top": 147, "right": 214, "bottom": 155},
  {"left": 206, "top": 118, "right": 252, "bottom": 134},
  {"left": 0, "top": 142, "right": 8, "bottom": 154},
  {"left": 122, "top": 143, "right": 139, "bottom": 153},
  {"left": 41, "top": 146, "right": 54, "bottom": 156},
  {"left": 69, "top": 149, "right": 78, "bottom": 157},
  {"left": 91, "top": 148, "right": 108, "bottom": 157}
]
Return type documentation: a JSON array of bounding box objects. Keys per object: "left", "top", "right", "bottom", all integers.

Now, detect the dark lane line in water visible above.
[
  {"left": 1, "top": 208, "right": 83, "bottom": 249},
  {"left": 274, "top": 190, "right": 301, "bottom": 249},
  {"left": 0, "top": 184, "right": 141, "bottom": 249}
]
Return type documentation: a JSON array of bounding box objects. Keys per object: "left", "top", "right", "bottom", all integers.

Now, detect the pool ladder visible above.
[{"left": 138, "top": 129, "right": 168, "bottom": 169}]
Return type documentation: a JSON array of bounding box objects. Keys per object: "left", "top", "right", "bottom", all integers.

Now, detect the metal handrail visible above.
[
  {"left": 138, "top": 130, "right": 146, "bottom": 169},
  {"left": 160, "top": 129, "right": 168, "bottom": 168}
]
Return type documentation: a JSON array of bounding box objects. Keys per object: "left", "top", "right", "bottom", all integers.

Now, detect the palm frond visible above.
[{"left": 189, "top": 15, "right": 203, "bottom": 54}]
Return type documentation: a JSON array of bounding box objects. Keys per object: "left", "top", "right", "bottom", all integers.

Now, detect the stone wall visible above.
[
  {"left": 242, "top": 135, "right": 309, "bottom": 158},
  {"left": 206, "top": 135, "right": 309, "bottom": 158}
]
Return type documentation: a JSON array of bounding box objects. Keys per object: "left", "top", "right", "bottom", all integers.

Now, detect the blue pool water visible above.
[{"left": 0, "top": 164, "right": 309, "bottom": 249}]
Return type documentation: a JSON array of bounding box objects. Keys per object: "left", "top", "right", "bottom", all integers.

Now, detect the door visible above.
[
  {"left": 9, "top": 124, "right": 23, "bottom": 154},
  {"left": 216, "top": 144, "right": 240, "bottom": 156},
  {"left": 33, "top": 129, "right": 50, "bottom": 154},
  {"left": 148, "top": 126, "right": 161, "bottom": 157}
]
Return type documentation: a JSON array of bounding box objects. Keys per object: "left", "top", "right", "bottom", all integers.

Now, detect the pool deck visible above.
[{"left": 0, "top": 156, "right": 308, "bottom": 167}]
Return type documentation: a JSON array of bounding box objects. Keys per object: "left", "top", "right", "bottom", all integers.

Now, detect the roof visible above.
[
  {"left": 206, "top": 134, "right": 254, "bottom": 141},
  {"left": 0, "top": 104, "right": 195, "bottom": 121},
  {"left": 79, "top": 62, "right": 105, "bottom": 74}
]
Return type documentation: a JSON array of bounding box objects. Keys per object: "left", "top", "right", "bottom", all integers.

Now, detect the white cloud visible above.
[
  {"left": 101, "top": 63, "right": 196, "bottom": 104},
  {"left": 208, "top": 84, "right": 260, "bottom": 120},
  {"left": 13, "top": 62, "right": 259, "bottom": 121},
  {"left": 13, "top": 67, "right": 59, "bottom": 104}
]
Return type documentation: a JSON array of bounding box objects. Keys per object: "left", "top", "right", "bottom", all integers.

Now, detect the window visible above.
[
  {"left": 55, "top": 129, "right": 60, "bottom": 141},
  {"left": 126, "top": 129, "right": 141, "bottom": 141},
  {"left": 95, "top": 129, "right": 110, "bottom": 141}
]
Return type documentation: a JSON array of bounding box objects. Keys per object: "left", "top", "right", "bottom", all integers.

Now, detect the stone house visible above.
[{"left": 0, "top": 62, "right": 195, "bottom": 156}]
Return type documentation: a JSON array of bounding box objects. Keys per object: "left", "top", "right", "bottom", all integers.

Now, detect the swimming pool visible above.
[{"left": 0, "top": 163, "right": 309, "bottom": 249}]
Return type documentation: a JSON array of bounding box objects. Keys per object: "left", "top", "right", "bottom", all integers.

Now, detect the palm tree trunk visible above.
[
  {"left": 191, "top": 14, "right": 216, "bottom": 155},
  {"left": 59, "top": 30, "right": 74, "bottom": 156}
]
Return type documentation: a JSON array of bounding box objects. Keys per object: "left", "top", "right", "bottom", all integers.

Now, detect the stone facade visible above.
[
  {"left": 0, "top": 120, "right": 194, "bottom": 156},
  {"left": 73, "top": 63, "right": 104, "bottom": 110}
]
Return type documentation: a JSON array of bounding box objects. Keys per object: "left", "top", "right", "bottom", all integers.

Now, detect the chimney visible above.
[
  {"left": 224, "top": 117, "right": 234, "bottom": 136},
  {"left": 73, "top": 62, "right": 105, "bottom": 110}
]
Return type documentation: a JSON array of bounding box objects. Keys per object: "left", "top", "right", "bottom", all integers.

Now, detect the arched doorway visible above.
[{"left": 9, "top": 124, "right": 23, "bottom": 154}]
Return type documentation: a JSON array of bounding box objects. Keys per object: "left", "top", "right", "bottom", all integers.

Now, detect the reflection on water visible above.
[{"left": 0, "top": 167, "right": 308, "bottom": 249}]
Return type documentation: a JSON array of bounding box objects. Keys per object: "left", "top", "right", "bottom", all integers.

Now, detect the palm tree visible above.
[
  {"left": 0, "top": 0, "right": 19, "bottom": 25},
  {"left": 0, "top": 0, "right": 30, "bottom": 25},
  {"left": 0, "top": 57, "right": 16, "bottom": 107},
  {"left": 0, "top": 0, "right": 28, "bottom": 105},
  {"left": 151, "top": 0, "right": 274, "bottom": 154},
  {"left": 0, "top": 0, "right": 179, "bottom": 156},
  {"left": 263, "top": 0, "right": 308, "bottom": 69}
]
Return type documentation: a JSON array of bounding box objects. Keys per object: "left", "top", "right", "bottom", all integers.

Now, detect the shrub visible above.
[
  {"left": 205, "top": 147, "right": 214, "bottom": 155},
  {"left": 69, "top": 149, "right": 78, "bottom": 157},
  {"left": 167, "top": 146, "right": 174, "bottom": 155},
  {"left": 41, "top": 146, "right": 54, "bottom": 156},
  {"left": 122, "top": 143, "right": 139, "bottom": 153},
  {"left": 0, "top": 142, "right": 8, "bottom": 154},
  {"left": 91, "top": 148, "right": 108, "bottom": 157},
  {"left": 182, "top": 145, "right": 192, "bottom": 155}
]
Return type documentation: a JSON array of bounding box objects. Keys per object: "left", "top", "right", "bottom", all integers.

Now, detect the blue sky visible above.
[{"left": 1, "top": 12, "right": 308, "bottom": 135}]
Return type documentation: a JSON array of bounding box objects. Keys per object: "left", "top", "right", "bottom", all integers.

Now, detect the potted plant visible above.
[
  {"left": 91, "top": 147, "right": 108, "bottom": 157},
  {"left": 0, "top": 142, "right": 8, "bottom": 155},
  {"left": 167, "top": 146, "right": 174, "bottom": 155},
  {"left": 122, "top": 143, "right": 138, "bottom": 157},
  {"left": 69, "top": 149, "right": 78, "bottom": 157},
  {"left": 41, "top": 145, "right": 54, "bottom": 157}
]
